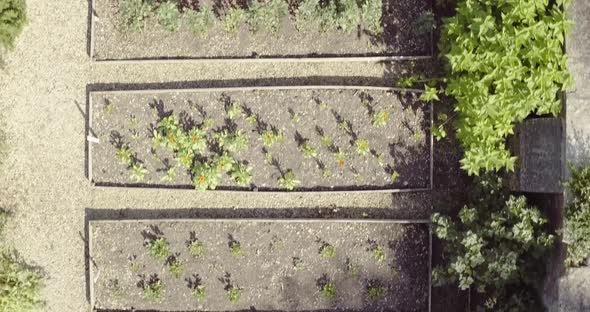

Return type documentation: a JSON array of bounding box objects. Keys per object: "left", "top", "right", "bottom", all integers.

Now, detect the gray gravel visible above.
[{"left": 0, "top": 1, "right": 425, "bottom": 311}]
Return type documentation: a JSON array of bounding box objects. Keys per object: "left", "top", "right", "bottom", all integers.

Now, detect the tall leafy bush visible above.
[
  {"left": 440, "top": 0, "right": 572, "bottom": 175},
  {"left": 563, "top": 163, "right": 590, "bottom": 267}
]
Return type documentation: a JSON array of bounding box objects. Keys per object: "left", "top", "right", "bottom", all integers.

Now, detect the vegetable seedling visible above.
[
  {"left": 320, "top": 243, "right": 336, "bottom": 258},
  {"left": 278, "top": 170, "right": 300, "bottom": 191},
  {"left": 320, "top": 283, "right": 336, "bottom": 301},
  {"left": 367, "top": 286, "right": 386, "bottom": 301},
  {"left": 227, "top": 286, "right": 241, "bottom": 304},
  {"left": 299, "top": 143, "right": 318, "bottom": 159},
  {"left": 192, "top": 284, "right": 206, "bottom": 302},
  {"left": 355, "top": 139, "right": 370, "bottom": 156},
  {"left": 259, "top": 129, "right": 283, "bottom": 147},
  {"left": 142, "top": 277, "right": 164, "bottom": 302},
  {"left": 161, "top": 167, "right": 176, "bottom": 182},
  {"left": 188, "top": 240, "right": 206, "bottom": 257},
  {"left": 168, "top": 257, "right": 184, "bottom": 278},
  {"left": 372, "top": 110, "right": 389, "bottom": 127},
  {"left": 226, "top": 102, "right": 241, "bottom": 120},
  {"left": 146, "top": 238, "right": 171, "bottom": 261},
  {"left": 231, "top": 163, "right": 253, "bottom": 186},
  {"left": 116, "top": 145, "right": 134, "bottom": 166},
  {"left": 130, "top": 163, "right": 148, "bottom": 182},
  {"left": 229, "top": 241, "right": 242, "bottom": 257}
]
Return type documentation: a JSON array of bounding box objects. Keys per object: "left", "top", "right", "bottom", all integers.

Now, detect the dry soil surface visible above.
[{"left": 0, "top": 1, "right": 435, "bottom": 311}]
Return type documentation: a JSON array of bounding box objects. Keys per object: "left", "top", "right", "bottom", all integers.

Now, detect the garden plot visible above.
[
  {"left": 90, "top": 0, "right": 433, "bottom": 61},
  {"left": 89, "top": 219, "right": 431, "bottom": 311},
  {"left": 88, "top": 86, "right": 432, "bottom": 192}
]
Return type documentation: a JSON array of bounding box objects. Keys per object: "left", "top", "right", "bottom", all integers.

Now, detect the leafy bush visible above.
[
  {"left": 0, "top": 0, "right": 27, "bottom": 51},
  {"left": 119, "top": 0, "right": 153, "bottom": 32},
  {"left": 156, "top": 1, "right": 181, "bottom": 32},
  {"left": 185, "top": 6, "right": 216, "bottom": 36},
  {"left": 247, "top": 0, "right": 288, "bottom": 34},
  {"left": 223, "top": 7, "right": 246, "bottom": 34},
  {"left": 432, "top": 174, "right": 554, "bottom": 310},
  {"left": 563, "top": 163, "right": 590, "bottom": 267},
  {"left": 440, "top": 0, "right": 572, "bottom": 175}
]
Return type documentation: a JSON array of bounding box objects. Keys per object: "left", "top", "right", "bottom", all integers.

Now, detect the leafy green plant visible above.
[
  {"left": 224, "top": 7, "right": 246, "bottom": 34},
  {"left": 146, "top": 238, "right": 172, "bottom": 261},
  {"left": 299, "top": 143, "right": 318, "bottom": 159},
  {"left": 192, "top": 161, "right": 221, "bottom": 191},
  {"left": 360, "top": 0, "right": 382, "bottom": 34},
  {"left": 432, "top": 174, "right": 554, "bottom": 310},
  {"left": 161, "top": 167, "right": 176, "bottom": 182},
  {"left": 187, "top": 127, "right": 208, "bottom": 153},
  {"left": 213, "top": 153, "right": 235, "bottom": 173},
  {"left": 231, "top": 163, "right": 253, "bottom": 186},
  {"left": 440, "top": 0, "right": 572, "bottom": 175},
  {"left": 295, "top": 0, "right": 320, "bottom": 31},
  {"left": 156, "top": 1, "right": 181, "bottom": 31},
  {"left": 372, "top": 110, "right": 389, "bottom": 127},
  {"left": 118, "top": 0, "right": 152, "bottom": 32},
  {"left": 227, "top": 286, "right": 241, "bottom": 303},
  {"left": 292, "top": 257, "right": 304, "bottom": 271},
  {"left": 367, "top": 286, "right": 386, "bottom": 301},
  {"left": 185, "top": 6, "right": 216, "bottom": 36},
  {"left": 226, "top": 102, "right": 241, "bottom": 120},
  {"left": 130, "top": 163, "right": 148, "bottom": 182},
  {"left": 337, "top": 0, "right": 360, "bottom": 34},
  {"left": 0, "top": 0, "right": 27, "bottom": 54},
  {"left": 320, "top": 282, "right": 336, "bottom": 300},
  {"left": 192, "top": 284, "right": 206, "bottom": 302},
  {"left": 247, "top": 0, "right": 288, "bottom": 34},
  {"left": 188, "top": 240, "right": 205, "bottom": 257},
  {"left": 142, "top": 276, "right": 164, "bottom": 302},
  {"left": 215, "top": 130, "right": 249, "bottom": 153},
  {"left": 317, "top": 2, "right": 339, "bottom": 32},
  {"left": 335, "top": 149, "right": 346, "bottom": 167},
  {"left": 419, "top": 85, "right": 440, "bottom": 102},
  {"left": 369, "top": 244, "right": 385, "bottom": 262},
  {"left": 116, "top": 145, "right": 134, "bottom": 166},
  {"left": 354, "top": 139, "right": 369, "bottom": 155},
  {"left": 278, "top": 170, "right": 300, "bottom": 190},
  {"left": 229, "top": 241, "right": 242, "bottom": 257},
  {"left": 563, "top": 163, "right": 590, "bottom": 267},
  {"left": 0, "top": 245, "right": 43, "bottom": 311},
  {"left": 320, "top": 243, "right": 336, "bottom": 258},
  {"left": 167, "top": 257, "right": 184, "bottom": 278},
  {"left": 259, "top": 129, "right": 283, "bottom": 147}
]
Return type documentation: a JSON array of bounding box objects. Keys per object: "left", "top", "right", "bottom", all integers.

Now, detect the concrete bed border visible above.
[
  {"left": 88, "top": 218, "right": 432, "bottom": 312},
  {"left": 87, "top": 85, "right": 434, "bottom": 194},
  {"left": 88, "top": 0, "right": 435, "bottom": 64}
]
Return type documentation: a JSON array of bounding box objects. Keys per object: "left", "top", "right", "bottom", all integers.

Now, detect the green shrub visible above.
[
  {"left": 432, "top": 174, "right": 554, "bottom": 310},
  {"left": 360, "top": 0, "right": 382, "bottom": 34},
  {"left": 563, "top": 163, "right": 590, "bottom": 267},
  {"left": 440, "top": 0, "right": 572, "bottom": 175},
  {"left": 119, "top": 0, "right": 153, "bottom": 32},
  {"left": 223, "top": 7, "right": 246, "bottom": 34},
  {"left": 156, "top": 1, "right": 181, "bottom": 31},
  {"left": 185, "top": 6, "right": 216, "bottom": 36},
  {"left": 0, "top": 0, "right": 27, "bottom": 51},
  {"left": 247, "top": 0, "right": 288, "bottom": 34}
]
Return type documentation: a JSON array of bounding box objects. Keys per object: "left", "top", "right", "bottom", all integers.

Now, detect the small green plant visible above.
[
  {"left": 0, "top": 245, "right": 43, "bottom": 311},
  {"left": 278, "top": 170, "right": 300, "bottom": 191},
  {"left": 231, "top": 163, "right": 253, "bottom": 186},
  {"left": 335, "top": 150, "right": 346, "bottom": 167},
  {"left": 360, "top": 0, "right": 382, "bottom": 34},
  {"left": 299, "top": 143, "right": 318, "bottom": 159},
  {"left": 369, "top": 244, "right": 386, "bottom": 262},
  {"left": 142, "top": 276, "right": 164, "bottom": 302},
  {"left": 167, "top": 257, "right": 184, "bottom": 278},
  {"left": 229, "top": 241, "right": 242, "bottom": 257},
  {"left": 118, "top": 0, "right": 152, "bottom": 32},
  {"left": 337, "top": 0, "right": 360, "bottom": 34},
  {"left": 130, "top": 163, "right": 148, "bottom": 182},
  {"left": 372, "top": 110, "right": 389, "bottom": 127},
  {"left": 259, "top": 129, "right": 283, "bottom": 147},
  {"left": 367, "top": 286, "right": 386, "bottom": 301},
  {"left": 295, "top": 0, "right": 319, "bottom": 31},
  {"left": 187, "top": 127, "right": 208, "bottom": 152},
  {"left": 563, "top": 163, "right": 590, "bottom": 267},
  {"left": 246, "top": 114, "right": 257, "bottom": 125},
  {"left": 227, "top": 286, "right": 241, "bottom": 304},
  {"left": 146, "top": 238, "right": 171, "bottom": 261},
  {"left": 320, "top": 243, "right": 336, "bottom": 258},
  {"left": 320, "top": 282, "right": 336, "bottom": 301},
  {"left": 355, "top": 139, "right": 369, "bottom": 155},
  {"left": 224, "top": 7, "right": 246, "bottom": 34},
  {"left": 247, "top": 0, "right": 288, "bottom": 34},
  {"left": 213, "top": 153, "right": 235, "bottom": 172},
  {"left": 192, "top": 162, "right": 222, "bottom": 191},
  {"left": 116, "top": 145, "right": 134, "bottom": 165},
  {"left": 128, "top": 255, "right": 141, "bottom": 273},
  {"left": 321, "top": 136, "right": 333, "bottom": 148},
  {"left": 188, "top": 240, "right": 206, "bottom": 257},
  {"left": 390, "top": 170, "right": 400, "bottom": 182},
  {"left": 419, "top": 85, "right": 440, "bottom": 102},
  {"left": 215, "top": 130, "right": 249, "bottom": 153},
  {"left": 185, "top": 6, "right": 216, "bottom": 36},
  {"left": 156, "top": 1, "right": 181, "bottom": 31},
  {"left": 226, "top": 102, "right": 241, "bottom": 120},
  {"left": 292, "top": 257, "right": 304, "bottom": 271},
  {"left": 161, "top": 167, "right": 176, "bottom": 182},
  {"left": 192, "top": 284, "right": 206, "bottom": 302}
]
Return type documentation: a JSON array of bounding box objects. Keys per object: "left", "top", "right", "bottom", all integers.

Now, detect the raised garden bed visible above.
[
  {"left": 87, "top": 86, "right": 432, "bottom": 192},
  {"left": 90, "top": 0, "right": 433, "bottom": 61},
  {"left": 89, "top": 219, "right": 431, "bottom": 311}
]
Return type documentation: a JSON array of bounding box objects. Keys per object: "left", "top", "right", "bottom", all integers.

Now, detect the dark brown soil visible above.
[
  {"left": 89, "top": 87, "right": 431, "bottom": 191},
  {"left": 92, "top": 0, "right": 433, "bottom": 60},
  {"left": 90, "top": 220, "right": 430, "bottom": 311}
]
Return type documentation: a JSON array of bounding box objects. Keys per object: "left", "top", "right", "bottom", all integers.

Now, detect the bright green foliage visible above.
[
  {"left": 337, "top": 0, "right": 360, "bottom": 34},
  {"left": 230, "top": 163, "right": 253, "bottom": 186},
  {"left": 187, "top": 127, "right": 207, "bottom": 151},
  {"left": 247, "top": 0, "right": 288, "bottom": 34},
  {"left": 192, "top": 162, "right": 221, "bottom": 191},
  {"left": 299, "top": 143, "right": 318, "bottom": 159},
  {"left": 146, "top": 238, "right": 172, "bottom": 261},
  {"left": 563, "top": 163, "right": 590, "bottom": 267},
  {"left": 259, "top": 129, "right": 283, "bottom": 147},
  {"left": 185, "top": 6, "right": 216, "bottom": 36},
  {"left": 371, "top": 246, "right": 386, "bottom": 262},
  {"left": 143, "top": 279, "right": 164, "bottom": 302},
  {"left": 360, "top": 0, "right": 382, "bottom": 34},
  {"left": 278, "top": 170, "right": 300, "bottom": 191},
  {"left": 367, "top": 286, "right": 386, "bottom": 301},
  {"left": 295, "top": 0, "right": 319, "bottom": 31},
  {"left": 226, "top": 102, "right": 241, "bottom": 120},
  {"left": 317, "top": 2, "right": 339, "bottom": 33},
  {"left": 168, "top": 258, "right": 184, "bottom": 278},
  {"left": 161, "top": 167, "right": 176, "bottom": 182},
  {"left": 227, "top": 286, "right": 241, "bottom": 303},
  {"left": 440, "top": 0, "right": 572, "bottom": 175},
  {"left": 419, "top": 85, "right": 440, "bottom": 102},
  {"left": 192, "top": 284, "right": 206, "bottom": 302},
  {"left": 116, "top": 145, "right": 134, "bottom": 165},
  {"left": 320, "top": 282, "right": 336, "bottom": 300},
  {"left": 354, "top": 139, "right": 369, "bottom": 155},
  {"left": 0, "top": 246, "right": 43, "bottom": 311},
  {"left": 390, "top": 170, "right": 399, "bottom": 182},
  {"left": 335, "top": 150, "right": 346, "bottom": 166},
  {"left": 372, "top": 110, "right": 389, "bottom": 128},
  {"left": 156, "top": 1, "right": 181, "bottom": 31},
  {"left": 0, "top": 0, "right": 27, "bottom": 51},
  {"left": 188, "top": 240, "right": 205, "bottom": 257},
  {"left": 119, "top": 0, "right": 152, "bottom": 32},
  {"left": 130, "top": 163, "right": 148, "bottom": 182},
  {"left": 215, "top": 130, "right": 249, "bottom": 153},
  {"left": 224, "top": 7, "right": 246, "bottom": 34},
  {"left": 213, "top": 153, "right": 235, "bottom": 173},
  {"left": 320, "top": 244, "right": 336, "bottom": 258},
  {"left": 229, "top": 241, "right": 242, "bottom": 257},
  {"left": 432, "top": 174, "right": 554, "bottom": 310}
]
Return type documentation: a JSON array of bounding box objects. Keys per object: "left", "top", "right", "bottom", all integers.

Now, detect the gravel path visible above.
[{"left": 0, "top": 1, "right": 425, "bottom": 311}]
